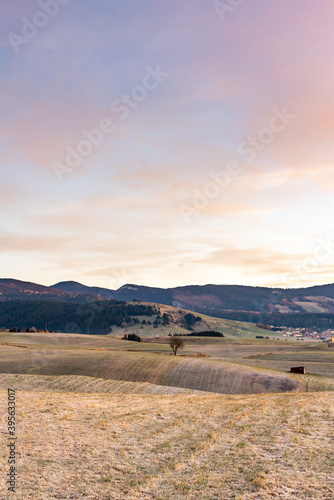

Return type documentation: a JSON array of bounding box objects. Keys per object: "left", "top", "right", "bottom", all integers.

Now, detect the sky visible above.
[{"left": 1, "top": 0, "right": 334, "bottom": 290}]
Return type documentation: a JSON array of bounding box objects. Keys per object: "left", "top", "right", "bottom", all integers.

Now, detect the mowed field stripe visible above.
[{"left": 0, "top": 345, "right": 299, "bottom": 394}]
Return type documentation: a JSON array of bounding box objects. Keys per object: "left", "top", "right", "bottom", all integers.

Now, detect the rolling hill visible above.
[
  {"left": 3, "top": 278, "right": 334, "bottom": 332},
  {"left": 52, "top": 280, "right": 334, "bottom": 315},
  {"left": 0, "top": 326, "right": 333, "bottom": 498},
  {"left": 52, "top": 280, "right": 117, "bottom": 299},
  {"left": 0, "top": 335, "right": 298, "bottom": 394},
  {"left": 0, "top": 279, "right": 103, "bottom": 303},
  {"left": 3, "top": 278, "right": 334, "bottom": 317}
]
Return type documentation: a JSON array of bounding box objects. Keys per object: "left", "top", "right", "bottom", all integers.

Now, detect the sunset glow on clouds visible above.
[{"left": 1, "top": 0, "right": 334, "bottom": 288}]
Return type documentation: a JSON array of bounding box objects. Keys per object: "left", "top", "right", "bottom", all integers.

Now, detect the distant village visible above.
[
  {"left": 256, "top": 322, "right": 334, "bottom": 342},
  {"left": 279, "top": 327, "right": 334, "bottom": 342}
]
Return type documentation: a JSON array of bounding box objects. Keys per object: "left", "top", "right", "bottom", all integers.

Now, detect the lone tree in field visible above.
[{"left": 169, "top": 337, "right": 184, "bottom": 355}]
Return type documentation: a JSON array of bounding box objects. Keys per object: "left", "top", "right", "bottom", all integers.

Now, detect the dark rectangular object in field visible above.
[{"left": 290, "top": 366, "right": 305, "bottom": 374}]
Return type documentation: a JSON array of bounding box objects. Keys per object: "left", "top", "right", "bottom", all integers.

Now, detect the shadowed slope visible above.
[
  {"left": 0, "top": 373, "right": 202, "bottom": 394},
  {"left": 0, "top": 345, "right": 298, "bottom": 394}
]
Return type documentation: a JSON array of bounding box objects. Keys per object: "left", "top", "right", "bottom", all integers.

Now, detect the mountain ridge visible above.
[
  {"left": 2, "top": 278, "right": 334, "bottom": 316},
  {"left": 0, "top": 278, "right": 105, "bottom": 303}
]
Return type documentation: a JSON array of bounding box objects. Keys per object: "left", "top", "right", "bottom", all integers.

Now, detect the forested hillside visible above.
[{"left": 0, "top": 300, "right": 157, "bottom": 334}]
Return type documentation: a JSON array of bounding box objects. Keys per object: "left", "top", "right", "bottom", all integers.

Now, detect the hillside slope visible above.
[
  {"left": 3, "top": 278, "right": 334, "bottom": 315},
  {"left": 0, "top": 344, "right": 298, "bottom": 394},
  {"left": 52, "top": 280, "right": 334, "bottom": 315},
  {"left": 3, "top": 278, "right": 334, "bottom": 326},
  {"left": 52, "top": 280, "right": 117, "bottom": 299},
  {"left": 0, "top": 373, "right": 201, "bottom": 395},
  {"left": 0, "top": 279, "right": 103, "bottom": 303}
]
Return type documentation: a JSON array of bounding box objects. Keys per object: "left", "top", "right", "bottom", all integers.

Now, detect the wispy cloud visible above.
[{"left": 1, "top": 0, "right": 334, "bottom": 287}]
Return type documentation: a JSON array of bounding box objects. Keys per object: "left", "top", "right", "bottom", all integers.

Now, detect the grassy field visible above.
[
  {"left": 1, "top": 323, "right": 334, "bottom": 498},
  {"left": 184, "top": 338, "right": 334, "bottom": 378},
  {"left": 0, "top": 343, "right": 298, "bottom": 395},
  {"left": 1, "top": 331, "right": 333, "bottom": 394},
  {"left": 0, "top": 373, "right": 201, "bottom": 395},
  {"left": 0, "top": 390, "right": 333, "bottom": 499}
]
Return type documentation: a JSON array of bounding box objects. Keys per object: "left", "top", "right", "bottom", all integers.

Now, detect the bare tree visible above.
[{"left": 169, "top": 337, "right": 184, "bottom": 355}]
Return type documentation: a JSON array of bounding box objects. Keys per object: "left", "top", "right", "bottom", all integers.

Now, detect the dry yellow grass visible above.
[
  {"left": 0, "top": 374, "right": 202, "bottom": 395},
  {"left": 0, "top": 344, "right": 298, "bottom": 395},
  {"left": 0, "top": 390, "right": 333, "bottom": 499}
]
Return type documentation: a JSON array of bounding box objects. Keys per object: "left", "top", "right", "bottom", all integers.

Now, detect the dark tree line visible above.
[
  {"left": 122, "top": 333, "right": 142, "bottom": 342},
  {"left": 0, "top": 300, "right": 158, "bottom": 335},
  {"left": 184, "top": 330, "right": 224, "bottom": 337}
]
